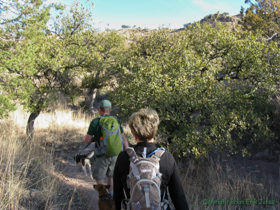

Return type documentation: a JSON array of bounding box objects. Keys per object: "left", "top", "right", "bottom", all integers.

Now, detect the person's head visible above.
[
  {"left": 129, "top": 108, "right": 159, "bottom": 142},
  {"left": 99, "top": 100, "right": 112, "bottom": 114}
]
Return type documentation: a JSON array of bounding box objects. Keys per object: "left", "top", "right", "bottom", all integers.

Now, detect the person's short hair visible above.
[
  {"left": 99, "top": 100, "right": 112, "bottom": 112},
  {"left": 129, "top": 108, "right": 159, "bottom": 142}
]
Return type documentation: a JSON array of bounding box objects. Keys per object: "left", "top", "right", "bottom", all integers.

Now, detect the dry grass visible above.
[
  {"left": 0, "top": 106, "right": 279, "bottom": 209},
  {"left": 179, "top": 158, "right": 279, "bottom": 209},
  {"left": 0, "top": 106, "right": 94, "bottom": 209}
]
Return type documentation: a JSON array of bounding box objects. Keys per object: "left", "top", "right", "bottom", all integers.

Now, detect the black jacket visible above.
[{"left": 113, "top": 142, "right": 189, "bottom": 210}]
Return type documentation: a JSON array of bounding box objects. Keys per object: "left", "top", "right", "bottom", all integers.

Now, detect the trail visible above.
[{"left": 55, "top": 142, "right": 99, "bottom": 210}]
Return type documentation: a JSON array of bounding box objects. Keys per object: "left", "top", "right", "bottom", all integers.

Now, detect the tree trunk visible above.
[
  {"left": 90, "top": 88, "right": 97, "bottom": 109},
  {"left": 26, "top": 110, "right": 41, "bottom": 141},
  {"left": 26, "top": 96, "right": 45, "bottom": 140}
]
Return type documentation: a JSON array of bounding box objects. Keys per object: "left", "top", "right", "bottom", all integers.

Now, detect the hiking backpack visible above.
[
  {"left": 95, "top": 115, "right": 123, "bottom": 157},
  {"left": 123, "top": 147, "right": 168, "bottom": 210}
]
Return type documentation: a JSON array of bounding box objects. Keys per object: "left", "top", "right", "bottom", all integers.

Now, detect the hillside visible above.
[
  {"left": 116, "top": 12, "right": 242, "bottom": 36},
  {"left": 199, "top": 12, "right": 241, "bottom": 26}
]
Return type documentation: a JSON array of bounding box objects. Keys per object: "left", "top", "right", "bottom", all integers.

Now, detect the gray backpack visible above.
[{"left": 123, "top": 147, "right": 168, "bottom": 210}]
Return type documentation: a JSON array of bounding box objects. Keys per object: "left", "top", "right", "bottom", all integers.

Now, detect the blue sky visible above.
[{"left": 46, "top": 0, "right": 248, "bottom": 30}]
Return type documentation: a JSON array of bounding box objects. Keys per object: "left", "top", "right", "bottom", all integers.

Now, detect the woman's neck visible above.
[{"left": 136, "top": 139, "right": 154, "bottom": 143}]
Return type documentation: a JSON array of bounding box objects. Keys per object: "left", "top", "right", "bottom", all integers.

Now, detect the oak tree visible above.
[
  {"left": 111, "top": 23, "right": 280, "bottom": 158},
  {"left": 0, "top": 0, "right": 125, "bottom": 139}
]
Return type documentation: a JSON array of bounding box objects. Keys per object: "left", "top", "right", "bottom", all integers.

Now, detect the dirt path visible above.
[{"left": 54, "top": 143, "right": 100, "bottom": 210}]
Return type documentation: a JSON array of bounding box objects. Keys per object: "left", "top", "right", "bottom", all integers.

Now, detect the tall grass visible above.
[
  {"left": 0, "top": 119, "right": 28, "bottom": 209},
  {"left": 0, "top": 106, "right": 94, "bottom": 209},
  {"left": 179, "top": 158, "right": 279, "bottom": 209},
  {"left": 0, "top": 106, "right": 279, "bottom": 209}
]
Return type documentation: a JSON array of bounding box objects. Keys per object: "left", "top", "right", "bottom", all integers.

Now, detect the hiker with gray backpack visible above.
[
  {"left": 84, "top": 100, "right": 129, "bottom": 197},
  {"left": 113, "top": 108, "right": 189, "bottom": 210}
]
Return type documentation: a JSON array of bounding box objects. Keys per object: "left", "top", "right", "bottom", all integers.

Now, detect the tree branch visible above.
[{"left": 267, "top": 32, "right": 280, "bottom": 42}]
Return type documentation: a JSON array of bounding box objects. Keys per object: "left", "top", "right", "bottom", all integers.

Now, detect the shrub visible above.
[{"left": 111, "top": 23, "right": 280, "bottom": 158}]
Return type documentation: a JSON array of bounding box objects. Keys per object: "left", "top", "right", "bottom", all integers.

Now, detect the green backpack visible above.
[{"left": 95, "top": 115, "right": 123, "bottom": 157}]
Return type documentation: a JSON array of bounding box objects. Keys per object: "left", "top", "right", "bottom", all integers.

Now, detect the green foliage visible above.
[
  {"left": 241, "top": 0, "right": 280, "bottom": 37},
  {"left": 0, "top": 0, "right": 125, "bottom": 137},
  {"left": 80, "top": 30, "right": 125, "bottom": 88},
  {"left": 112, "top": 23, "right": 280, "bottom": 158},
  {"left": 0, "top": 0, "right": 56, "bottom": 115},
  {"left": 0, "top": 93, "right": 16, "bottom": 118}
]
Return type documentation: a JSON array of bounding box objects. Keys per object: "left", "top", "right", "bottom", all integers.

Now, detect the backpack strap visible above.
[
  {"left": 126, "top": 147, "right": 137, "bottom": 158},
  {"left": 126, "top": 147, "right": 141, "bottom": 179},
  {"left": 142, "top": 147, "right": 147, "bottom": 158},
  {"left": 95, "top": 116, "right": 103, "bottom": 146},
  {"left": 147, "top": 148, "right": 166, "bottom": 158}
]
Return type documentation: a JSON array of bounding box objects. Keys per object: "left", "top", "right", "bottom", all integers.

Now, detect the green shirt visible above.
[{"left": 87, "top": 114, "right": 124, "bottom": 143}]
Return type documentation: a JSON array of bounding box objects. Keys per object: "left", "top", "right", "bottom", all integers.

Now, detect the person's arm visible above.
[
  {"left": 168, "top": 157, "right": 189, "bottom": 210},
  {"left": 85, "top": 119, "right": 98, "bottom": 144},
  {"left": 84, "top": 134, "right": 93, "bottom": 145},
  {"left": 122, "top": 134, "right": 129, "bottom": 149}
]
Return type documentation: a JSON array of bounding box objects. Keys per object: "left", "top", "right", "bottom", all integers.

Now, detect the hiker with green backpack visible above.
[
  {"left": 84, "top": 100, "right": 129, "bottom": 197},
  {"left": 113, "top": 108, "right": 189, "bottom": 210}
]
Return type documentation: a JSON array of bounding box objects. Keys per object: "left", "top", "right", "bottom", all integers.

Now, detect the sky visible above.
[{"left": 46, "top": 0, "right": 248, "bottom": 30}]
